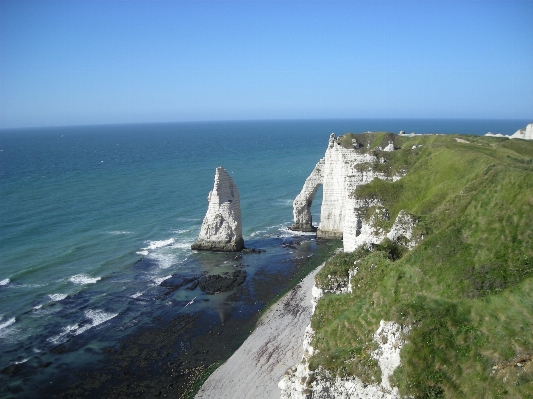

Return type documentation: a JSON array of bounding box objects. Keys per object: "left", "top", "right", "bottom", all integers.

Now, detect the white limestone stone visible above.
[
  {"left": 191, "top": 166, "right": 244, "bottom": 252},
  {"left": 485, "top": 123, "right": 533, "bottom": 140},
  {"left": 386, "top": 210, "right": 418, "bottom": 249},
  {"left": 317, "top": 134, "right": 382, "bottom": 238},
  {"left": 511, "top": 123, "right": 533, "bottom": 140},
  {"left": 279, "top": 317, "right": 407, "bottom": 399},
  {"left": 292, "top": 158, "right": 325, "bottom": 231}
]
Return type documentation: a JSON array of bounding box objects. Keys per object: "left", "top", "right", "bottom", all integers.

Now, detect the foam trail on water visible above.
[
  {"left": 153, "top": 275, "right": 172, "bottom": 285},
  {"left": 48, "top": 293, "right": 68, "bottom": 301},
  {"left": 48, "top": 323, "right": 80, "bottom": 345},
  {"left": 136, "top": 238, "right": 176, "bottom": 256},
  {"left": 75, "top": 309, "right": 118, "bottom": 335},
  {"left": 0, "top": 278, "right": 10, "bottom": 286},
  {"left": 0, "top": 317, "right": 16, "bottom": 331},
  {"left": 69, "top": 274, "right": 101, "bottom": 285}
]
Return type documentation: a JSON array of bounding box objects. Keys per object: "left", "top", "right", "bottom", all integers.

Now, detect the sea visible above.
[{"left": 0, "top": 118, "right": 529, "bottom": 398}]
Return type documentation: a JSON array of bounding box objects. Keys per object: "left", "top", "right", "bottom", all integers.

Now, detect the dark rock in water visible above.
[
  {"left": 186, "top": 280, "right": 199, "bottom": 290},
  {"left": 159, "top": 276, "right": 199, "bottom": 297},
  {"left": 198, "top": 270, "right": 246, "bottom": 295},
  {"left": 159, "top": 276, "right": 198, "bottom": 289},
  {"left": 241, "top": 248, "right": 265, "bottom": 254},
  {"left": 1, "top": 364, "right": 22, "bottom": 377}
]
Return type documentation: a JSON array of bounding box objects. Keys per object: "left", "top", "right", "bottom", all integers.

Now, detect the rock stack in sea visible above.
[{"left": 191, "top": 166, "right": 244, "bottom": 252}]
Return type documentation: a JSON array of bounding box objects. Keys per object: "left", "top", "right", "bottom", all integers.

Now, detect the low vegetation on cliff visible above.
[{"left": 311, "top": 133, "right": 533, "bottom": 397}]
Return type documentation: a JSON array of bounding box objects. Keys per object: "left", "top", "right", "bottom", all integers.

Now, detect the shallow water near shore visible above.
[{"left": 0, "top": 119, "right": 528, "bottom": 398}]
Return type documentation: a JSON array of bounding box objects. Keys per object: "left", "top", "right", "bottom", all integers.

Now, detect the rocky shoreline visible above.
[{"left": 195, "top": 261, "right": 326, "bottom": 399}]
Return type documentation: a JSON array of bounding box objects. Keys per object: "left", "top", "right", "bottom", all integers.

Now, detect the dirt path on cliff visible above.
[{"left": 194, "top": 262, "right": 324, "bottom": 399}]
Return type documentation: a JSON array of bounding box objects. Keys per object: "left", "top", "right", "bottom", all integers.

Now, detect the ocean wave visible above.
[
  {"left": 48, "top": 309, "right": 118, "bottom": 344},
  {"left": 47, "top": 323, "right": 80, "bottom": 345},
  {"left": 171, "top": 241, "right": 194, "bottom": 250},
  {"left": 171, "top": 229, "right": 191, "bottom": 234},
  {"left": 136, "top": 238, "right": 177, "bottom": 257},
  {"left": 153, "top": 275, "right": 172, "bottom": 285},
  {"left": 0, "top": 317, "right": 16, "bottom": 331},
  {"left": 75, "top": 309, "right": 118, "bottom": 335},
  {"left": 144, "top": 238, "right": 175, "bottom": 250},
  {"left": 69, "top": 274, "right": 101, "bottom": 285},
  {"left": 108, "top": 230, "right": 134, "bottom": 235},
  {"left": 0, "top": 278, "right": 10, "bottom": 286},
  {"left": 277, "top": 226, "right": 317, "bottom": 237},
  {"left": 250, "top": 229, "right": 267, "bottom": 238},
  {"left": 130, "top": 292, "right": 143, "bottom": 299},
  {"left": 48, "top": 293, "right": 68, "bottom": 302}
]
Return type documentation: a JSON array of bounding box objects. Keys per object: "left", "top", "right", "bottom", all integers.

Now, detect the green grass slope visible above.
[{"left": 310, "top": 133, "right": 533, "bottom": 398}]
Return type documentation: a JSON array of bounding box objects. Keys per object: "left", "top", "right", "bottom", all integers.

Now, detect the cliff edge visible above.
[{"left": 283, "top": 132, "right": 533, "bottom": 398}]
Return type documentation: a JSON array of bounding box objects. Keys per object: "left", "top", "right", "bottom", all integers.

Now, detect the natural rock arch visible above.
[{"left": 290, "top": 158, "right": 325, "bottom": 232}]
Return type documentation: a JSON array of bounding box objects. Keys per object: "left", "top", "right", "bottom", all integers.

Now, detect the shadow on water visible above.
[{"left": 1, "top": 235, "right": 340, "bottom": 399}]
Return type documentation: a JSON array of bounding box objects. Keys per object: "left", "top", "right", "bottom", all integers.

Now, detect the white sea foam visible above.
[
  {"left": 75, "top": 309, "right": 118, "bottom": 335},
  {"left": 144, "top": 238, "right": 175, "bottom": 250},
  {"left": 250, "top": 229, "right": 267, "bottom": 238},
  {"left": 14, "top": 358, "right": 29, "bottom": 365},
  {"left": 170, "top": 241, "right": 194, "bottom": 250},
  {"left": 278, "top": 226, "right": 317, "bottom": 237},
  {"left": 151, "top": 253, "right": 176, "bottom": 269},
  {"left": 130, "top": 292, "right": 143, "bottom": 299},
  {"left": 48, "top": 309, "right": 118, "bottom": 344},
  {"left": 48, "top": 293, "right": 68, "bottom": 301},
  {"left": 109, "top": 230, "right": 134, "bottom": 235},
  {"left": 171, "top": 229, "right": 190, "bottom": 234},
  {"left": 137, "top": 238, "right": 177, "bottom": 257},
  {"left": 0, "top": 278, "right": 10, "bottom": 286},
  {"left": 153, "top": 275, "right": 172, "bottom": 285},
  {"left": 48, "top": 323, "right": 80, "bottom": 345},
  {"left": 33, "top": 304, "right": 43, "bottom": 310},
  {"left": 69, "top": 274, "right": 101, "bottom": 285},
  {"left": 0, "top": 317, "right": 16, "bottom": 331}
]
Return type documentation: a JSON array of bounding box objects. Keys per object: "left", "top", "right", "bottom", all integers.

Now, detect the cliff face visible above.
[
  {"left": 292, "top": 133, "right": 405, "bottom": 252},
  {"left": 511, "top": 123, "right": 533, "bottom": 140},
  {"left": 485, "top": 122, "right": 533, "bottom": 140},
  {"left": 191, "top": 166, "right": 244, "bottom": 252},
  {"left": 291, "top": 158, "right": 325, "bottom": 232},
  {"left": 284, "top": 132, "right": 533, "bottom": 398}
]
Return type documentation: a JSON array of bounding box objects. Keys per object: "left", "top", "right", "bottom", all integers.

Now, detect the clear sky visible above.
[{"left": 1, "top": 0, "right": 532, "bottom": 128}]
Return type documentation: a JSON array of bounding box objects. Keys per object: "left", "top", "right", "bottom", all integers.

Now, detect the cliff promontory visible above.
[
  {"left": 283, "top": 132, "right": 533, "bottom": 398},
  {"left": 192, "top": 166, "right": 244, "bottom": 252}
]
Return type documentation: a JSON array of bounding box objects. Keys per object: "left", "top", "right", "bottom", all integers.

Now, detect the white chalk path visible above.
[{"left": 195, "top": 263, "right": 324, "bottom": 399}]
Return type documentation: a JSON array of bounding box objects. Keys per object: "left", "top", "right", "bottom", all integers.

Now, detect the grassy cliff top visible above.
[{"left": 311, "top": 133, "right": 533, "bottom": 398}]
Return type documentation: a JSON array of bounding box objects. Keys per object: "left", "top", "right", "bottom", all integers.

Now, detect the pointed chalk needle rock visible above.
[{"left": 191, "top": 166, "right": 244, "bottom": 252}]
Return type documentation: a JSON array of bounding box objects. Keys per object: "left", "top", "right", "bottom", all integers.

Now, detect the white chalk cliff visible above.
[
  {"left": 485, "top": 122, "right": 533, "bottom": 140},
  {"left": 291, "top": 158, "right": 325, "bottom": 232},
  {"left": 292, "top": 133, "right": 411, "bottom": 253},
  {"left": 282, "top": 133, "right": 422, "bottom": 398},
  {"left": 192, "top": 166, "right": 244, "bottom": 252},
  {"left": 279, "top": 277, "right": 408, "bottom": 399}
]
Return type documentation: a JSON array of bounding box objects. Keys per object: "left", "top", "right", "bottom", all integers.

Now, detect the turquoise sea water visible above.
[{"left": 0, "top": 119, "right": 529, "bottom": 397}]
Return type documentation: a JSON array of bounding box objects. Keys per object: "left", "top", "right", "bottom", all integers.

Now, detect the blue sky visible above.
[{"left": 1, "top": 0, "right": 532, "bottom": 128}]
